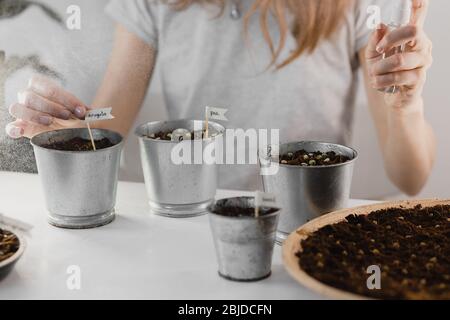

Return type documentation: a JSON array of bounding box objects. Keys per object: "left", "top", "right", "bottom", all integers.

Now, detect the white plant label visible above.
[
  {"left": 205, "top": 106, "right": 228, "bottom": 121},
  {"left": 254, "top": 191, "right": 278, "bottom": 209},
  {"left": 85, "top": 107, "right": 115, "bottom": 122}
]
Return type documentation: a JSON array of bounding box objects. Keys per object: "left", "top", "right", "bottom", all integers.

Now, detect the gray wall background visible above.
[{"left": 0, "top": 0, "right": 448, "bottom": 199}]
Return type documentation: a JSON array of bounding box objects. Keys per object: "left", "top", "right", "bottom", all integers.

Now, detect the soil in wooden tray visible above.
[
  {"left": 280, "top": 150, "right": 351, "bottom": 166},
  {"left": 297, "top": 204, "right": 450, "bottom": 300},
  {"left": 0, "top": 228, "right": 20, "bottom": 263},
  {"left": 42, "top": 137, "right": 115, "bottom": 151}
]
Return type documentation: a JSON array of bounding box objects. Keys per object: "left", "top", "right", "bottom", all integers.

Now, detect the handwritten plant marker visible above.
[
  {"left": 84, "top": 108, "right": 115, "bottom": 122},
  {"left": 205, "top": 106, "right": 228, "bottom": 139},
  {"left": 84, "top": 108, "right": 115, "bottom": 151},
  {"left": 254, "top": 191, "right": 278, "bottom": 218}
]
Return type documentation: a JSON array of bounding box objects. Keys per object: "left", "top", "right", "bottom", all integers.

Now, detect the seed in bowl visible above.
[{"left": 0, "top": 228, "right": 20, "bottom": 263}]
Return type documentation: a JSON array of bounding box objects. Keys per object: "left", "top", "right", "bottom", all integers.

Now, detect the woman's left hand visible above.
[{"left": 366, "top": 0, "right": 432, "bottom": 109}]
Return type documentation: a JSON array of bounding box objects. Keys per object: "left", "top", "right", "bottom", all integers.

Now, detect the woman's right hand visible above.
[{"left": 5, "top": 76, "right": 88, "bottom": 139}]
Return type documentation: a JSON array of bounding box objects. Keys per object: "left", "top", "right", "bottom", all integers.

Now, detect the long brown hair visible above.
[{"left": 168, "top": 0, "right": 350, "bottom": 68}]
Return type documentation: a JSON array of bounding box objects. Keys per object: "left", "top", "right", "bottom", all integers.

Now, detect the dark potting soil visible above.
[
  {"left": 210, "top": 198, "right": 278, "bottom": 218},
  {"left": 42, "top": 137, "right": 115, "bottom": 151},
  {"left": 0, "top": 228, "right": 20, "bottom": 263},
  {"left": 280, "top": 149, "right": 351, "bottom": 166},
  {"left": 297, "top": 204, "right": 450, "bottom": 300},
  {"left": 145, "top": 130, "right": 206, "bottom": 141}
]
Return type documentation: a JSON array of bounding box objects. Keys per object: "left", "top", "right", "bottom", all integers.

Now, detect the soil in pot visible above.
[
  {"left": 280, "top": 150, "right": 351, "bottom": 166},
  {"left": 0, "top": 228, "right": 20, "bottom": 263},
  {"left": 297, "top": 204, "right": 450, "bottom": 300},
  {"left": 145, "top": 130, "right": 207, "bottom": 141},
  {"left": 210, "top": 198, "right": 278, "bottom": 218},
  {"left": 42, "top": 137, "right": 115, "bottom": 151}
]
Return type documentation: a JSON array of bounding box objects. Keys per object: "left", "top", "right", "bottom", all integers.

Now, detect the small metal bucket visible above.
[
  {"left": 208, "top": 197, "right": 280, "bottom": 282},
  {"left": 31, "top": 128, "right": 123, "bottom": 229},
  {"left": 260, "top": 141, "right": 357, "bottom": 244},
  {"left": 135, "top": 120, "right": 225, "bottom": 217}
]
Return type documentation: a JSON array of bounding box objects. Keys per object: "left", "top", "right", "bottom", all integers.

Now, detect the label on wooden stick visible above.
[
  {"left": 254, "top": 191, "right": 279, "bottom": 209},
  {"left": 205, "top": 106, "right": 228, "bottom": 121},
  {"left": 85, "top": 108, "right": 115, "bottom": 122}
]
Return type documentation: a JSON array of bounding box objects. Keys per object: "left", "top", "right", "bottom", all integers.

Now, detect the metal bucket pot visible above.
[
  {"left": 260, "top": 141, "right": 357, "bottom": 244},
  {"left": 31, "top": 128, "right": 123, "bottom": 229},
  {"left": 135, "top": 120, "right": 225, "bottom": 217},
  {"left": 208, "top": 197, "right": 280, "bottom": 282}
]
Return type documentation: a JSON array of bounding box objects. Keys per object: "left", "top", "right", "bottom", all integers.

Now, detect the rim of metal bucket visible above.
[
  {"left": 134, "top": 119, "right": 226, "bottom": 144},
  {"left": 0, "top": 228, "right": 26, "bottom": 269},
  {"left": 259, "top": 141, "right": 358, "bottom": 170},
  {"left": 207, "top": 197, "right": 281, "bottom": 220},
  {"left": 30, "top": 128, "right": 124, "bottom": 155}
]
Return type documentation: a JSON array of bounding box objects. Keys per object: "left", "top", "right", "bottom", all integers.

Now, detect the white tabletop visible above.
[{"left": 0, "top": 172, "right": 374, "bottom": 300}]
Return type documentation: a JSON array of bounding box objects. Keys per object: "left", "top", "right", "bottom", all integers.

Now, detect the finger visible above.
[
  {"left": 371, "top": 69, "right": 424, "bottom": 89},
  {"left": 376, "top": 25, "right": 419, "bottom": 53},
  {"left": 6, "top": 119, "right": 54, "bottom": 139},
  {"left": 17, "top": 90, "right": 72, "bottom": 120},
  {"left": 5, "top": 121, "right": 25, "bottom": 139},
  {"left": 9, "top": 103, "right": 54, "bottom": 126},
  {"left": 28, "top": 76, "right": 88, "bottom": 118},
  {"left": 371, "top": 52, "right": 427, "bottom": 76},
  {"left": 366, "top": 24, "right": 389, "bottom": 60},
  {"left": 410, "top": 0, "right": 429, "bottom": 27}
]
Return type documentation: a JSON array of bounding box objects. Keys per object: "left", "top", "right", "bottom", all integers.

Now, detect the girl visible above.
[{"left": 6, "top": 0, "right": 434, "bottom": 194}]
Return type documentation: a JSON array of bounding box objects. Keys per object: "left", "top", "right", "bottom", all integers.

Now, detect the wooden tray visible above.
[{"left": 282, "top": 199, "right": 450, "bottom": 300}]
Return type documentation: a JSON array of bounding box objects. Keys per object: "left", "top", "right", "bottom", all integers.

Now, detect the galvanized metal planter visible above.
[
  {"left": 260, "top": 141, "right": 357, "bottom": 244},
  {"left": 31, "top": 128, "right": 123, "bottom": 229},
  {"left": 135, "top": 120, "right": 225, "bottom": 218},
  {"left": 208, "top": 197, "right": 280, "bottom": 282}
]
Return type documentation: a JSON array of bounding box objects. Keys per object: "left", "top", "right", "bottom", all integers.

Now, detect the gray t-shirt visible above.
[{"left": 106, "top": 0, "right": 396, "bottom": 190}]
